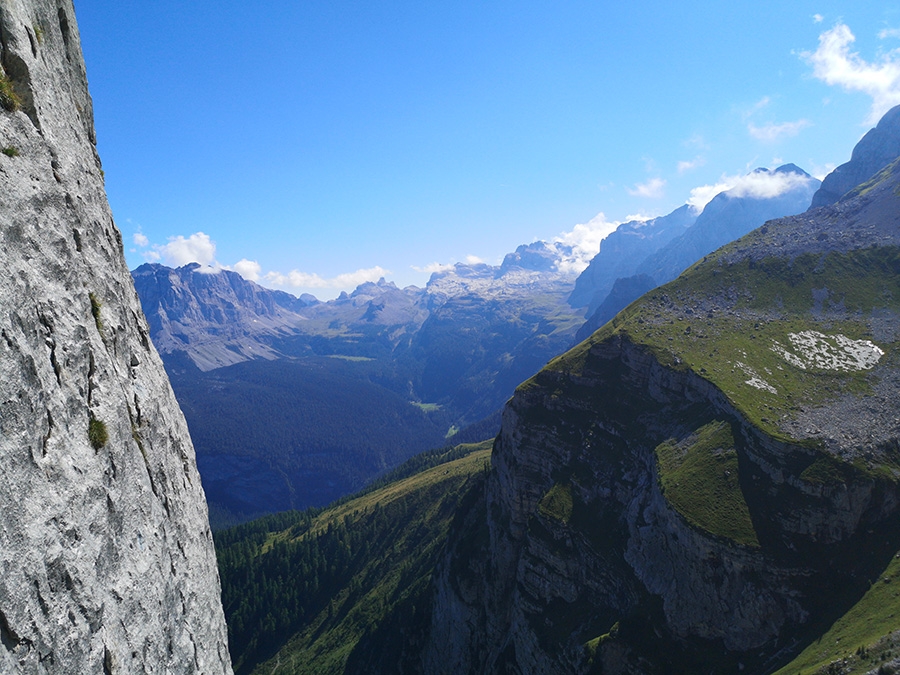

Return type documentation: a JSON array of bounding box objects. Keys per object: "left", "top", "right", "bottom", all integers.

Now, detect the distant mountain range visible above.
[
  {"left": 134, "top": 164, "right": 822, "bottom": 525},
  {"left": 218, "top": 104, "right": 900, "bottom": 675},
  {"left": 134, "top": 250, "right": 584, "bottom": 524}
]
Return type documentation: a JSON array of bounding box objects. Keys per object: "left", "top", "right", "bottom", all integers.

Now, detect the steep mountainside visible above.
[
  {"left": 810, "top": 104, "right": 900, "bottom": 208},
  {"left": 568, "top": 205, "right": 697, "bottom": 313},
  {"left": 571, "top": 166, "right": 819, "bottom": 336},
  {"left": 133, "top": 262, "right": 317, "bottom": 370},
  {"left": 635, "top": 164, "right": 818, "bottom": 285},
  {"left": 418, "top": 141, "right": 900, "bottom": 671},
  {"left": 215, "top": 441, "right": 492, "bottom": 675},
  {"left": 0, "top": 1, "right": 231, "bottom": 673}
]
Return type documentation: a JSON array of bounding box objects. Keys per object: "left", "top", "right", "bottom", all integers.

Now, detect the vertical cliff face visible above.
[{"left": 0, "top": 2, "right": 233, "bottom": 673}]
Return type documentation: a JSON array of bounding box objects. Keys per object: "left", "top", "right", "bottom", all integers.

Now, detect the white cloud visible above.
[
  {"left": 133, "top": 232, "right": 149, "bottom": 247},
  {"left": 628, "top": 177, "right": 667, "bottom": 199},
  {"left": 687, "top": 169, "right": 818, "bottom": 211},
  {"left": 745, "top": 96, "right": 772, "bottom": 119},
  {"left": 803, "top": 23, "right": 900, "bottom": 124},
  {"left": 687, "top": 181, "right": 735, "bottom": 211},
  {"left": 813, "top": 13, "right": 824, "bottom": 24},
  {"left": 553, "top": 212, "right": 622, "bottom": 274},
  {"left": 264, "top": 266, "right": 389, "bottom": 290},
  {"left": 810, "top": 162, "right": 837, "bottom": 180},
  {"left": 879, "top": 28, "right": 900, "bottom": 40},
  {"left": 232, "top": 259, "right": 262, "bottom": 282},
  {"left": 412, "top": 262, "right": 454, "bottom": 274},
  {"left": 465, "top": 255, "right": 484, "bottom": 265},
  {"left": 748, "top": 119, "right": 811, "bottom": 141},
  {"left": 677, "top": 157, "right": 706, "bottom": 173},
  {"left": 149, "top": 232, "right": 218, "bottom": 267}
]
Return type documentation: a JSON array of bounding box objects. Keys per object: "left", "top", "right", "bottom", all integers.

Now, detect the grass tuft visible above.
[
  {"left": 0, "top": 70, "right": 21, "bottom": 112},
  {"left": 539, "top": 482, "right": 573, "bottom": 523},
  {"left": 88, "top": 419, "right": 108, "bottom": 450}
]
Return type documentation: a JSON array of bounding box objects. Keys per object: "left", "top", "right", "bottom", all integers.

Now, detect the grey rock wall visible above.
[{"left": 0, "top": 1, "right": 233, "bottom": 673}]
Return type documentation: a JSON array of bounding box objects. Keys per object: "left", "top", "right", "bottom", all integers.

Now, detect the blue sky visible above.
[{"left": 75, "top": 1, "right": 900, "bottom": 298}]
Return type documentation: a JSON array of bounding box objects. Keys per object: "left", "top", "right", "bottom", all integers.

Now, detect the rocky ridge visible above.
[
  {"left": 810, "top": 104, "right": 900, "bottom": 208},
  {"left": 0, "top": 1, "right": 231, "bottom": 672}
]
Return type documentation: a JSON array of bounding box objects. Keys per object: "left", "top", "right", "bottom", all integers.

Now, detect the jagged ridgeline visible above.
[
  {"left": 0, "top": 1, "right": 232, "bottom": 672},
  {"left": 219, "top": 132, "right": 900, "bottom": 674}
]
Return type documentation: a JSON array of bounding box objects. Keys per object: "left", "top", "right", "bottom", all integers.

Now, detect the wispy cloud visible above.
[
  {"left": 687, "top": 169, "right": 817, "bottom": 211},
  {"left": 465, "top": 255, "right": 484, "bottom": 265},
  {"left": 628, "top": 177, "right": 666, "bottom": 199},
  {"left": 132, "top": 232, "right": 149, "bottom": 247},
  {"left": 264, "top": 266, "right": 389, "bottom": 290},
  {"left": 745, "top": 96, "right": 772, "bottom": 119},
  {"left": 677, "top": 157, "right": 705, "bottom": 174},
  {"left": 813, "top": 14, "right": 824, "bottom": 24},
  {"left": 748, "top": 119, "right": 811, "bottom": 141},
  {"left": 879, "top": 28, "right": 900, "bottom": 40},
  {"left": 411, "top": 262, "right": 454, "bottom": 274},
  {"left": 802, "top": 23, "right": 900, "bottom": 124}
]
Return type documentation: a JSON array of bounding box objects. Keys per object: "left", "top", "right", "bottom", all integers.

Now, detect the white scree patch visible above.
[{"left": 771, "top": 331, "right": 884, "bottom": 372}]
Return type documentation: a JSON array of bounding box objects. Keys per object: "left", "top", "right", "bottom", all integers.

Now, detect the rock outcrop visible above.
[{"left": 0, "top": 1, "right": 232, "bottom": 673}]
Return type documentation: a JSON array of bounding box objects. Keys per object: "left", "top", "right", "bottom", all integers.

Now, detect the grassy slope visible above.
[
  {"left": 773, "top": 552, "right": 900, "bottom": 674},
  {"left": 655, "top": 420, "right": 759, "bottom": 547},
  {"left": 216, "top": 441, "right": 492, "bottom": 675},
  {"left": 550, "top": 246, "right": 900, "bottom": 441}
]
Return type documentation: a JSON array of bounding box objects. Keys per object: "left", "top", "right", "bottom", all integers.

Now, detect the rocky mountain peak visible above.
[{"left": 811, "top": 103, "right": 900, "bottom": 208}]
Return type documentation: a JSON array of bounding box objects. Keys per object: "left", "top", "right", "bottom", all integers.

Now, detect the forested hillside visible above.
[{"left": 215, "top": 441, "right": 491, "bottom": 674}]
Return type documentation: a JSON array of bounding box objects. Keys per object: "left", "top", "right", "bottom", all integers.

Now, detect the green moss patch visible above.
[
  {"left": 655, "top": 421, "right": 759, "bottom": 547},
  {"left": 0, "top": 69, "right": 21, "bottom": 112},
  {"left": 88, "top": 419, "right": 108, "bottom": 449},
  {"left": 539, "top": 482, "right": 573, "bottom": 523}
]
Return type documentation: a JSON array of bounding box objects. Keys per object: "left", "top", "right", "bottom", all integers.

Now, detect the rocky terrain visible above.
[{"left": 0, "top": 1, "right": 231, "bottom": 672}]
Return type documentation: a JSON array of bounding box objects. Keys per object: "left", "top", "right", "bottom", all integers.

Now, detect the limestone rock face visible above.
[{"left": 0, "top": 1, "right": 233, "bottom": 673}]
